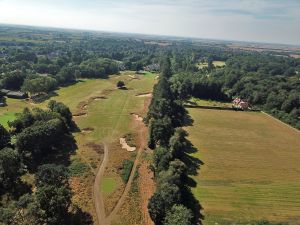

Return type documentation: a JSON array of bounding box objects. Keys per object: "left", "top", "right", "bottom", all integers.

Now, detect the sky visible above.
[{"left": 0, "top": 0, "right": 300, "bottom": 45}]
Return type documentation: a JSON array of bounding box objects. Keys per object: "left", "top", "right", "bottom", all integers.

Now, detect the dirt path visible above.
[
  {"left": 93, "top": 143, "right": 109, "bottom": 225},
  {"left": 105, "top": 119, "right": 147, "bottom": 224}
]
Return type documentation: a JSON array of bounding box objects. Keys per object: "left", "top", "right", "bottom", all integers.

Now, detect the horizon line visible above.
[{"left": 1, "top": 22, "right": 300, "bottom": 48}]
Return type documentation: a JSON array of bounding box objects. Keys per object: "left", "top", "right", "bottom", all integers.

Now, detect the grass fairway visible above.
[
  {"left": 0, "top": 71, "right": 156, "bottom": 222},
  {"left": 185, "top": 108, "right": 300, "bottom": 224},
  {"left": 0, "top": 112, "right": 16, "bottom": 128},
  {"left": 101, "top": 177, "right": 118, "bottom": 194}
]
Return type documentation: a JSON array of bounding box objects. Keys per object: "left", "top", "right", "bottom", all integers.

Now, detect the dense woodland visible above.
[
  {"left": 0, "top": 26, "right": 299, "bottom": 225},
  {"left": 0, "top": 101, "right": 92, "bottom": 224}
]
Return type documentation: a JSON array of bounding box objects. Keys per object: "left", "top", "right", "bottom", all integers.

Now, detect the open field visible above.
[
  {"left": 185, "top": 108, "right": 300, "bottom": 225},
  {"left": 0, "top": 71, "right": 157, "bottom": 224},
  {"left": 197, "top": 61, "right": 226, "bottom": 69}
]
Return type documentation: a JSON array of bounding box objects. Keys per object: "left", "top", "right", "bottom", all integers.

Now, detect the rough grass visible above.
[
  {"left": 185, "top": 108, "right": 300, "bottom": 225},
  {"left": 189, "top": 98, "right": 232, "bottom": 108},
  {"left": 0, "top": 112, "right": 16, "bottom": 128}
]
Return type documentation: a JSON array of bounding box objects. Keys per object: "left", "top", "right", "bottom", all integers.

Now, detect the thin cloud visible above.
[{"left": 0, "top": 0, "right": 299, "bottom": 45}]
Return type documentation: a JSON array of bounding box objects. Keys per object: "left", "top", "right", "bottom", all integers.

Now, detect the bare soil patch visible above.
[
  {"left": 85, "top": 142, "right": 104, "bottom": 155},
  {"left": 136, "top": 93, "right": 152, "bottom": 98},
  {"left": 131, "top": 113, "right": 143, "bottom": 121}
]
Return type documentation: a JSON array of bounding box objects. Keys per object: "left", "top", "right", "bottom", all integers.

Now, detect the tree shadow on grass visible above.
[
  {"left": 71, "top": 206, "right": 93, "bottom": 225},
  {"left": 181, "top": 132, "right": 205, "bottom": 223}
]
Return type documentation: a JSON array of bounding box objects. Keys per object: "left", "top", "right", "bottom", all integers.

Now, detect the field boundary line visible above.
[{"left": 261, "top": 111, "right": 300, "bottom": 133}]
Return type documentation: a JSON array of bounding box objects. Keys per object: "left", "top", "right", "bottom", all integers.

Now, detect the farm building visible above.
[
  {"left": 1, "top": 89, "right": 28, "bottom": 99},
  {"left": 144, "top": 63, "right": 160, "bottom": 72},
  {"left": 232, "top": 98, "right": 249, "bottom": 110}
]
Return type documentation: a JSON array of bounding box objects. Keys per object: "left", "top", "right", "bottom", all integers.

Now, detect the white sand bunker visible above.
[
  {"left": 120, "top": 138, "right": 136, "bottom": 152},
  {"left": 92, "top": 96, "right": 107, "bottom": 101},
  {"left": 131, "top": 113, "right": 143, "bottom": 121},
  {"left": 81, "top": 127, "right": 94, "bottom": 134},
  {"left": 128, "top": 75, "right": 139, "bottom": 79},
  {"left": 136, "top": 93, "right": 152, "bottom": 98},
  {"left": 73, "top": 112, "right": 87, "bottom": 118}
]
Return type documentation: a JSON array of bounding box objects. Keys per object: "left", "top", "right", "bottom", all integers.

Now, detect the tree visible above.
[
  {"left": 148, "top": 116, "right": 174, "bottom": 148},
  {"left": 15, "top": 119, "right": 65, "bottom": 164},
  {"left": 164, "top": 204, "right": 193, "bottom": 225},
  {"left": 117, "top": 80, "right": 125, "bottom": 89},
  {"left": 48, "top": 100, "right": 73, "bottom": 129},
  {"left": 35, "top": 185, "right": 71, "bottom": 225},
  {"left": 0, "top": 148, "right": 24, "bottom": 190},
  {"left": 0, "top": 125, "right": 10, "bottom": 149},
  {"left": 169, "top": 128, "right": 190, "bottom": 158},
  {"left": 2, "top": 70, "right": 25, "bottom": 90},
  {"left": 21, "top": 76, "right": 58, "bottom": 95},
  {"left": 148, "top": 192, "right": 166, "bottom": 225},
  {"left": 148, "top": 184, "right": 181, "bottom": 225},
  {"left": 35, "top": 164, "right": 69, "bottom": 188},
  {"left": 57, "top": 66, "right": 76, "bottom": 84}
]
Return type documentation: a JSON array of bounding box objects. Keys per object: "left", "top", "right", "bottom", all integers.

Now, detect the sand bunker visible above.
[
  {"left": 131, "top": 113, "right": 143, "bottom": 121},
  {"left": 128, "top": 75, "right": 139, "bottom": 80},
  {"left": 136, "top": 93, "right": 152, "bottom": 98},
  {"left": 92, "top": 96, "right": 107, "bottom": 101},
  {"left": 81, "top": 127, "right": 94, "bottom": 134},
  {"left": 120, "top": 138, "right": 136, "bottom": 152},
  {"left": 73, "top": 112, "right": 87, "bottom": 118}
]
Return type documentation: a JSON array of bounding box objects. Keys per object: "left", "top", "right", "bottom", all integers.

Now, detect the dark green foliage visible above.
[
  {"left": 79, "top": 58, "right": 119, "bottom": 78},
  {"left": 0, "top": 124, "right": 10, "bottom": 149},
  {"left": 48, "top": 100, "right": 73, "bottom": 129},
  {"left": 117, "top": 80, "right": 125, "bottom": 88},
  {"left": 15, "top": 118, "right": 65, "bottom": 163},
  {"left": 148, "top": 192, "right": 166, "bottom": 225},
  {"left": 147, "top": 56, "right": 201, "bottom": 225},
  {"left": 169, "top": 128, "right": 190, "bottom": 159},
  {"left": 153, "top": 147, "right": 172, "bottom": 173},
  {"left": 121, "top": 159, "right": 134, "bottom": 183},
  {"left": 1, "top": 70, "right": 25, "bottom": 90},
  {"left": 57, "top": 66, "right": 76, "bottom": 84},
  {"left": 0, "top": 148, "right": 24, "bottom": 191},
  {"left": 21, "top": 76, "right": 58, "bottom": 94},
  {"left": 68, "top": 158, "right": 89, "bottom": 177},
  {"left": 35, "top": 164, "right": 69, "bottom": 187},
  {"left": 164, "top": 204, "right": 193, "bottom": 225},
  {"left": 35, "top": 184, "right": 72, "bottom": 225}
]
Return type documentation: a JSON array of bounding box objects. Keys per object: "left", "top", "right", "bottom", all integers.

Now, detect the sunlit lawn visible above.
[{"left": 186, "top": 108, "right": 300, "bottom": 224}]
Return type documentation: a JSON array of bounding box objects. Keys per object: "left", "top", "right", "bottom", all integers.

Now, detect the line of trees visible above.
[{"left": 146, "top": 57, "right": 202, "bottom": 225}]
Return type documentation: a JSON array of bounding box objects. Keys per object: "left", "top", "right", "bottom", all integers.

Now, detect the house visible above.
[
  {"left": 232, "top": 98, "right": 249, "bottom": 110},
  {"left": 1, "top": 89, "right": 28, "bottom": 99},
  {"left": 144, "top": 63, "right": 160, "bottom": 72}
]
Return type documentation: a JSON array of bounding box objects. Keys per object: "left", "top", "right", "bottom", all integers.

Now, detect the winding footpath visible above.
[
  {"left": 94, "top": 143, "right": 109, "bottom": 225},
  {"left": 106, "top": 120, "right": 146, "bottom": 224}
]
